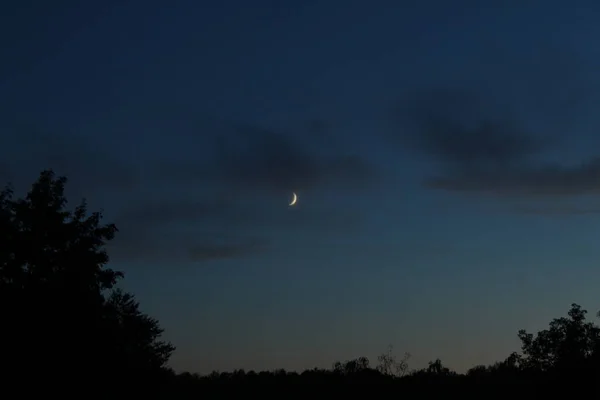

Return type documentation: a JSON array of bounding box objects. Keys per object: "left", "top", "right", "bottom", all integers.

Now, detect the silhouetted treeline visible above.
[{"left": 1, "top": 171, "right": 599, "bottom": 398}]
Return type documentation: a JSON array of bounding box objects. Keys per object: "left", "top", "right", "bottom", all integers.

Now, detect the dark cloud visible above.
[
  {"left": 107, "top": 230, "right": 267, "bottom": 264},
  {"left": 189, "top": 239, "right": 267, "bottom": 262},
  {"left": 113, "top": 198, "right": 234, "bottom": 229},
  {"left": 424, "top": 158, "right": 600, "bottom": 197},
  {"left": 395, "top": 81, "right": 600, "bottom": 212},
  {"left": 215, "top": 125, "right": 321, "bottom": 193},
  {"left": 109, "top": 198, "right": 267, "bottom": 264},
  {"left": 398, "top": 90, "right": 546, "bottom": 170},
  {"left": 511, "top": 204, "right": 600, "bottom": 216},
  {"left": 395, "top": 88, "right": 551, "bottom": 170},
  {"left": 390, "top": 43, "right": 600, "bottom": 214},
  {"left": 187, "top": 124, "right": 376, "bottom": 194}
]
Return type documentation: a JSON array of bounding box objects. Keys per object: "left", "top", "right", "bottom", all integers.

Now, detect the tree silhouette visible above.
[
  {"left": 103, "top": 289, "right": 176, "bottom": 382},
  {"left": 0, "top": 170, "right": 174, "bottom": 397},
  {"left": 161, "top": 302, "right": 600, "bottom": 393},
  {"left": 376, "top": 344, "right": 410, "bottom": 377},
  {"left": 423, "top": 358, "right": 456, "bottom": 377},
  {"left": 517, "top": 303, "right": 600, "bottom": 378}
]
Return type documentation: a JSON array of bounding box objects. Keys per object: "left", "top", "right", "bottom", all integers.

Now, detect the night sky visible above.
[{"left": 2, "top": 1, "right": 600, "bottom": 374}]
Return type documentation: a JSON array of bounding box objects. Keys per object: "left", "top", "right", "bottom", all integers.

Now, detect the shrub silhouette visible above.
[{"left": 0, "top": 170, "right": 174, "bottom": 397}]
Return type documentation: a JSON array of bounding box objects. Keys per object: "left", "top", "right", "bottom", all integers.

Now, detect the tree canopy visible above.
[
  {"left": 0, "top": 170, "right": 174, "bottom": 397},
  {"left": 517, "top": 303, "right": 600, "bottom": 377}
]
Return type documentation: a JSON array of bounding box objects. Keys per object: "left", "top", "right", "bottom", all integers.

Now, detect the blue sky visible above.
[{"left": 2, "top": 0, "right": 600, "bottom": 373}]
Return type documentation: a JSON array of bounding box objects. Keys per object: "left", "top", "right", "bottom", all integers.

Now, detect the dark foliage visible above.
[
  {"left": 0, "top": 170, "right": 174, "bottom": 398},
  {"left": 2, "top": 170, "right": 599, "bottom": 397},
  {"left": 166, "top": 303, "right": 600, "bottom": 394}
]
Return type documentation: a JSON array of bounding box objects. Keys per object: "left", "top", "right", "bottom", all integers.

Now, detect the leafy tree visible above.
[
  {"left": 332, "top": 356, "right": 371, "bottom": 375},
  {"left": 376, "top": 344, "right": 410, "bottom": 377},
  {"left": 466, "top": 352, "right": 522, "bottom": 381},
  {"left": 425, "top": 358, "right": 453, "bottom": 376},
  {"left": 466, "top": 364, "right": 488, "bottom": 378},
  {"left": 0, "top": 170, "right": 174, "bottom": 395},
  {"left": 103, "top": 289, "right": 175, "bottom": 376},
  {"left": 517, "top": 303, "right": 600, "bottom": 375}
]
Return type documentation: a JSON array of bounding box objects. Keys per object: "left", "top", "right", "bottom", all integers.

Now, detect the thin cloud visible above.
[
  {"left": 107, "top": 231, "right": 268, "bottom": 264},
  {"left": 192, "top": 124, "right": 376, "bottom": 194},
  {"left": 396, "top": 88, "right": 548, "bottom": 171},
  {"left": 0, "top": 119, "right": 375, "bottom": 264},
  {"left": 511, "top": 204, "right": 600, "bottom": 216},
  {"left": 399, "top": 89, "right": 544, "bottom": 169},
  {"left": 113, "top": 198, "right": 234, "bottom": 229},
  {"left": 189, "top": 239, "right": 267, "bottom": 262},
  {"left": 390, "top": 44, "right": 600, "bottom": 214},
  {"left": 394, "top": 84, "right": 600, "bottom": 213},
  {"left": 425, "top": 159, "right": 600, "bottom": 197}
]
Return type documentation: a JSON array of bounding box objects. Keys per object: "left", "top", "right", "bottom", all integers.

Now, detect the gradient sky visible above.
[{"left": 2, "top": 0, "right": 600, "bottom": 374}]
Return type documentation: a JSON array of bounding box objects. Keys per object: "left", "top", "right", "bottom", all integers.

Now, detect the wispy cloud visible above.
[
  {"left": 0, "top": 119, "right": 376, "bottom": 263},
  {"left": 510, "top": 204, "right": 600, "bottom": 216},
  {"left": 188, "top": 239, "right": 267, "bottom": 262},
  {"left": 160, "top": 124, "right": 376, "bottom": 194},
  {"left": 424, "top": 158, "right": 600, "bottom": 197},
  {"left": 393, "top": 70, "right": 600, "bottom": 214},
  {"left": 390, "top": 45, "right": 600, "bottom": 215}
]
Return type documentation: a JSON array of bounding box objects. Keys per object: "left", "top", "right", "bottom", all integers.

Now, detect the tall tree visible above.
[{"left": 0, "top": 170, "right": 174, "bottom": 396}]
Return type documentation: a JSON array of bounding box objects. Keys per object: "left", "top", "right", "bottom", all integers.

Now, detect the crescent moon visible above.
[{"left": 289, "top": 192, "right": 298, "bottom": 206}]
